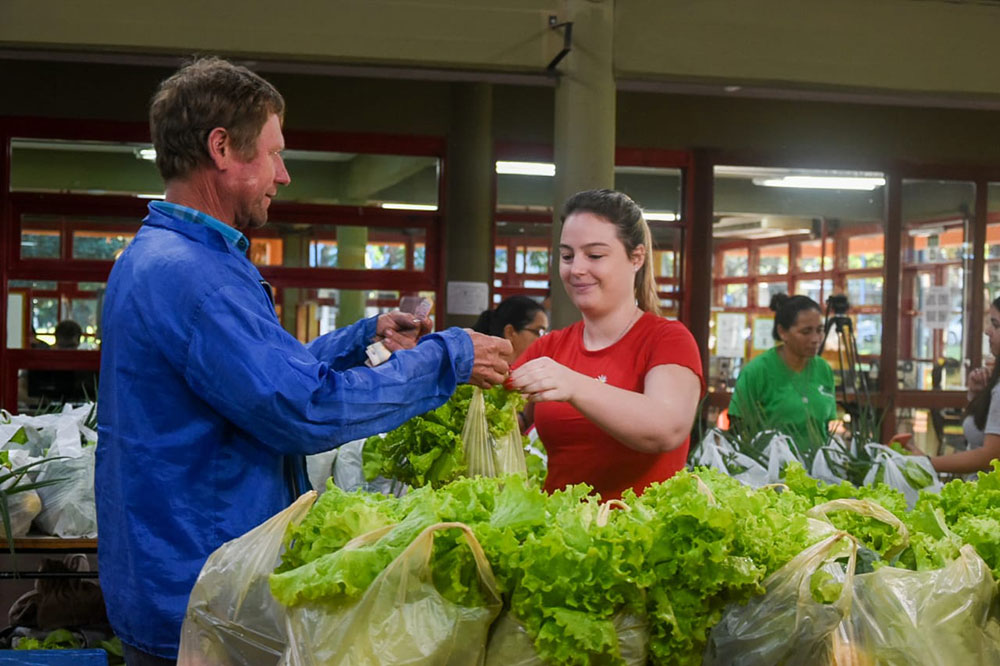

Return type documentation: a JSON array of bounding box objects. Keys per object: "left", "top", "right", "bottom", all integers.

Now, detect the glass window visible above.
[
  {"left": 722, "top": 248, "right": 749, "bottom": 277},
  {"left": 20, "top": 214, "right": 141, "bottom": 262},
  {"left": 21, "top": 230, "right": 60, "bottom": 259},
  {"left": 724, "top": 283, "right": 749, "bottom": 308},
  {"left": 72, "top": 230, "right": 135, "bottom": 260},
  {"left": 899, "top": 180, "right": 974, "bottom": 390},
  {"left": 757, "top": 243, "right": 789, "bottom": 275},
  {"left": 711, "top": 165, "right": 885, "bottom": 390},
  {"left": 847, "top": 234, "right": 885, "bottom": 268},
  {"left": 847, "top": 277, "right": 884, "bottom": 307},
  {"left": 757, "top": 281, "right": 788, "bottom": 307},
  {"left": 7, "top": 280, "right": 105, "bottom": 349},
  {"left": 796, "top": 238, "right": 833, "bottom": 272},
  {"left": 259, "top": 222, "right": 429, "bottom": 271},
  {"left": 796, "top": 278, "right": 833, "bottom": 304},
  {"left": 616, "top": 167, "right": 682, "bottom": 223}
]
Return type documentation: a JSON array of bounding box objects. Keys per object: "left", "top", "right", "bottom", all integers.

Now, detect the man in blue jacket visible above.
[{"left": 95, "top": 56, "right": 512, "bottom": 665}]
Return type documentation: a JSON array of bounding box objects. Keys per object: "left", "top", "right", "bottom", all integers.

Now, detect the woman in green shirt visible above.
[{"left": 728, "top": 293, "right": 836, "bottom": 454}]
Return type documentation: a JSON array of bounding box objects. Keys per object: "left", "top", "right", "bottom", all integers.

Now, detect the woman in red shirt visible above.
[{"left": 509, "top": 189, "right": 705, "bottom": 500}]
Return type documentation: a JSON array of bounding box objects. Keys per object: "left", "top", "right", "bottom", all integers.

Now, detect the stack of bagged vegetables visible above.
[
  {"left": 690, "top": 424, "right": 942, "bottom": 509},
  {"left": 179, "top": 456, "right": 1000, "bottom": 665}
]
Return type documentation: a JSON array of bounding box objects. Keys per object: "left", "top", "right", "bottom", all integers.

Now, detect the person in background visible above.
[
  {"left": 53, "top": 319, "right": 83, "bottom": 349},
  {"left": 905, "top": 295, "right": 1000, "bottom": 474},
  {"left": 509, "top": 189, "right": 704, "bottom": 501},
  {"left": 95, "top": 57, "right": 511, "bottom": 665},
  {"left": 472, "top": 295, "right": 549, "bottom": 362},
  {"left": 728, "top": 293, "right": 836, "bottom": 455}
]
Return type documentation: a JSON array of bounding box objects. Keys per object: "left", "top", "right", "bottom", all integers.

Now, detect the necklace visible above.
[{"left": 586, "top": 307, "right": 642, "bottom": 350}]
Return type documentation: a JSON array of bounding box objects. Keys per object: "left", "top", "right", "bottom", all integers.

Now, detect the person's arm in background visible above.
[
  {"left": 919, "top": 380, "right": 1000, "bottom": 474},
  {"left": 929, "top": 435, "right": 1000, "bottom": 475}
]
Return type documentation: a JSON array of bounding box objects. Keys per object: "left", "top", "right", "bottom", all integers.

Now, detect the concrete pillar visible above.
[
  {"left": 550, "top": 0, "right": 616, "bottom": 330},
  {"left": 336, "top": 226, "right": 368, "bottom": 328},
  {"left": 443, "top": 81, "right": 494, "bottom": 329}
]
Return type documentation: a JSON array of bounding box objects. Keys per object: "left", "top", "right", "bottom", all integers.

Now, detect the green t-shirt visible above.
[{"left": 728, "top": 347, "right": 837, "bottom": 453}]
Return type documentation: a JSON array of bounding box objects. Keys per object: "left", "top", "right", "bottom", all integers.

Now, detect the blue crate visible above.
[{"left": 0, "top": 649, "right": 108, "bottom": 664}]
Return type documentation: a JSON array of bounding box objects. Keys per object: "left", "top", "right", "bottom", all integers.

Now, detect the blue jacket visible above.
[{"left": 95, "top": 204, "right": 473, "bottom": 657}]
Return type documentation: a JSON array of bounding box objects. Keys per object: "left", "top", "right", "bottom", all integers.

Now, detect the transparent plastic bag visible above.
[
  {"left": 0, "top": 488, "right": 41, "bottom": 538},
  {"left": 492, "top": 404, "right": 527, "bottom": 477},
  {"left": 862, "top": 443, "right": 942, "bottom": 509},
  {"left": 846, "top": 545, "right": 1000, "bottom": 665},
  {"left": 704, "top": 532, "right": 857, "bottom": 666},
  {"left": 178, "top": 491, "right": 317, "bottom": 666},
  {"left": 484, "top": 609, "right": 648, "bottom": 666},
  {"left": 282, "top": 521, "right": 502, "bottom": 666},
  {"left": 463, "top": 388, "right": 496, "bottom": 478}
]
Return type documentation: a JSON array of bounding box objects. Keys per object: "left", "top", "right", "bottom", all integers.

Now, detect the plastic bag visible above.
[
  {"left": 761, "top": 431, "right": 805, "bottom": 484},
  {"left": 811, "top": 438, "right": 853, "bottom": 487},
  {"left": 33, "top": 445, "right": 96, "bottom": 538},
  {"left": 463, "top": 388, "right": 496, "bottom": 477},
  {"left": 282, "top": 521, "right": 502, "bottom": 666},
  {"left": 691, "top": 429, "right": 768, "bottom": 488},
  {"left": 862, "top": 444, "right": 942, "bottom": 509},
  {"left": 484, "top": 609, "right": 648, "bottom": 666},
  {"left": 178, "top": 491, "right": 317, "bottom": 666},
  {"left": 0, "top": 488, "right": 41, "bottom": 538},
  {"left": 493, "top": 403, "right": 527, "bottom": 477},
  {"left": 846, "top": 546, "right": 1000, "bottom": 665},
  {"left": 704, "top": 531, "right": 857, "bottom": 666}
]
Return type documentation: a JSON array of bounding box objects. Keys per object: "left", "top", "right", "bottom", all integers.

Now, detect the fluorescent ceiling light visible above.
[
  {"left": 136, "top": 193, "right": 165, "bottom": 199},
  {"left": 380, "top": 202, "right": 438, "bottom": 211},
  {"left": 136, "top": 147, "right": 157, "bottom": 161},
  {"left": 645, "top": 211, "right": 677, "bottom": 221},
  {"left": 753, "top": 176, "right": 885, "bottom": 191},
  {"left": 496, "top": 161, "right": 556, "bottom": 177}
]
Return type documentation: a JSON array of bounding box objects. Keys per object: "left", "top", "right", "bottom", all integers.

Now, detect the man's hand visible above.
[
  {"left": 465, "top": 330, "right": 513, "bottom": 388},
  {"left": 377, "top": 311, "right": 433, "bottom": 352}
]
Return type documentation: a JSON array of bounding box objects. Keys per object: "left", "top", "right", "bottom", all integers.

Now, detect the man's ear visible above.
[{"left": 206, "top": 127, "right": 231, "bottom": 170}]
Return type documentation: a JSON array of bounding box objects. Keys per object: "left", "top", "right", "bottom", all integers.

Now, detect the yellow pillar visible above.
[{"left": 336, "top": 226, "right": 368, "bottom": 328}]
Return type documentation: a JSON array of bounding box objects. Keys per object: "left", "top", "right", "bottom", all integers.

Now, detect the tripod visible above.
[{"left": 821, "top": 307, "right": 874, "bottom": 423}]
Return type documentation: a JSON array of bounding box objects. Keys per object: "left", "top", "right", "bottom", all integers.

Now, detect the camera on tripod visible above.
[{"left": 826, "top": 294, "right": 850, "bottom": 316}]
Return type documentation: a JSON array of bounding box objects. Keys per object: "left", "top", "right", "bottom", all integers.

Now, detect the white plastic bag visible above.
[
  {"left": 761, "top": 431, "right": 805, "bottom": 484},
  {"left": 862, "top": 443, "right": 942, "bottom": 509},
  {"left": 811, "top": 442, "right": 852, "bottom": 486},
  {"left": 692, "top": 429, "right": 769, "bottom": 488},
  {"left": 33, "top": 446, "right": 96, "bottom": 538}
]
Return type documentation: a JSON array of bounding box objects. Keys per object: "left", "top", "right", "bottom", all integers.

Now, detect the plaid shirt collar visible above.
[{"left": 150, "top": 200, "right": 250, "bottom": 253}]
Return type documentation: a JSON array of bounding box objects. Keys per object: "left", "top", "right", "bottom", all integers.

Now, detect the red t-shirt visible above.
[{"left": 514, "top": 312, "right": 704, "bottom": 500}]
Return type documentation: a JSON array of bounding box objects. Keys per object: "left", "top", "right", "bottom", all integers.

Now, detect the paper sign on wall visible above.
[
  {"left": 923, "top": 286, "right": 953, "bottom": 330},
  {"left": 753, "top": 317, "right": 774, "bottom": 351},
  {"left": 716, "top": 312, "right": 747, "bottom": 358},
  {"left": 446, "top": 281, "right": 490, "bottom": 316}
]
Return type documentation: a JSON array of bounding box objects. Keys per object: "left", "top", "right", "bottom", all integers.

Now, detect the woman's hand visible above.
[
  {"left": 509, "top": 356, "right": 586, "bottom": 403},
  {"left": 968, "top": 366, "right": 990, "bottom": 394}
]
